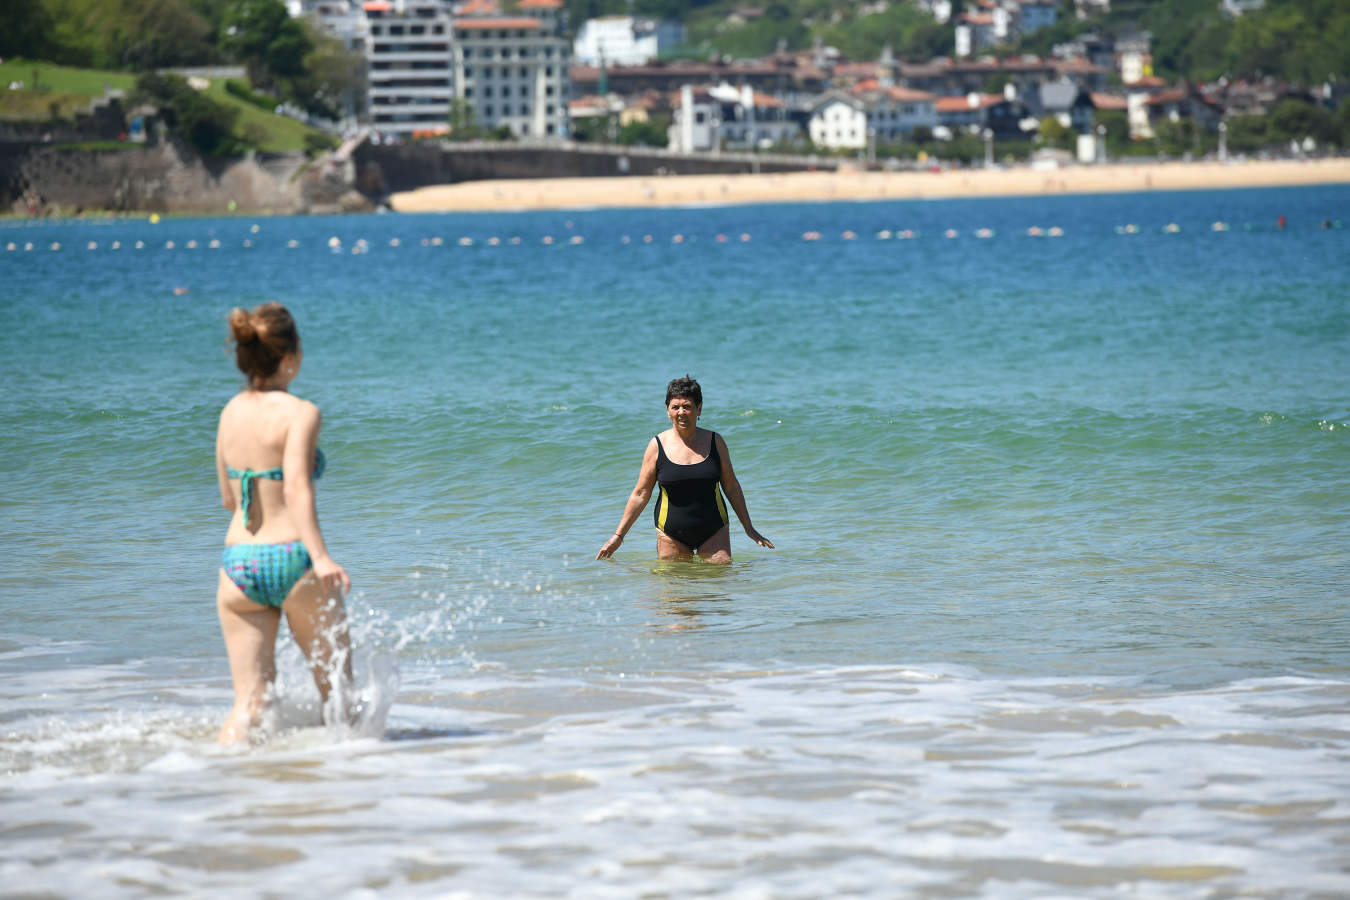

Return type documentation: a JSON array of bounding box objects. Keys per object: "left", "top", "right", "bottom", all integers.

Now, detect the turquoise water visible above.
[{"left": 1, "top": 186, "right": 1348, "bottom": 896}]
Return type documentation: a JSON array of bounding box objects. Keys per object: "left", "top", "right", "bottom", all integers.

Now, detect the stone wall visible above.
[
  {"left": 0, "top": 141, "right": 369, "bottom": 215},
  {"left": 351, "top": 141, "right": 825, "bottom": 199},
  {"left": 1, "top": 135, "right": 829, "bottom": 215}
]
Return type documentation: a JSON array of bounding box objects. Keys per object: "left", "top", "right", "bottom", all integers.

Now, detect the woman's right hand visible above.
[
  {"left": 596, "top": 533, "right": 624, "bottom": 560},
  {"left": 312, "top": 555, "right": 352, "bottom": 596}
]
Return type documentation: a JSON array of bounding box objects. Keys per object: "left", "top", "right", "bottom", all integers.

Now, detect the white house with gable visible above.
[{"left": 809, "top": 92, "right": 868, "bottom": 150}]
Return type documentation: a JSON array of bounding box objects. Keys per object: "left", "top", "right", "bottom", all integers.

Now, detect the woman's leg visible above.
[
  {"left": 216, "top": 569, "right": 281, "bottom": 744},
  {"left": 656, "top": 528, "right": 695, "bottom": 560},
  {"left": 696, "top": 525, "right": 732, "bottom": 565},
  {"left": 282, "top": 573, "right": 353, "bottom": 723}
]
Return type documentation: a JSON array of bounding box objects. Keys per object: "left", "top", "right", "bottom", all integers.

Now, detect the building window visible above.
[
  {"left": 463, "top": 48, "right": 472, "bottom": 58},
  {"left": 484, "top": 104, "right": 494, "bottom": 117},
  {"left": 483, "top": 68, "right": 492, "bottom": 79},
  {"left": 484, "top": 86, "right": 493, "bottom": 97},
  {"left": 371, "top": 25, "right": 383, "bottom": 35},
  {"left": 501, "top": 47, "right": 512, "bottom": 59},
  {"left": 390, "top": 25, "right": 404, "bottom": 35},
  {"left": 546, "top": 104, "right": 553, "bottom": 114},
  {"left": 545, "top": 85, "right": 553, "bottom": 96},
  {"left": 433, "top": 24, "right": 443, "bottom": 34},
  {"left": 465, "top": 87, "right": 473, "bottom": 97},
  {"left": 464, "top": 67, "right": 473, "bottom": 77},
  {"left": 545, "top": 66, "right": 553, "bottom": 77},
  {"left": 519, "top": 67, "right": 528, "bottom": 78},
  {"left": 501, "top": 67, "right": 509, "bottom": 78},
  {"left": 502, "top": 86, "right": 511, "bottom": 97},
  {"left": 411, "top": 24, "right": 424, "bottom": 34}
]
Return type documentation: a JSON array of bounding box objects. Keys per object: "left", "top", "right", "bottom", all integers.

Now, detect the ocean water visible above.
[{"left": 1, "top": 185, "right": 1348, "bottom": 897}]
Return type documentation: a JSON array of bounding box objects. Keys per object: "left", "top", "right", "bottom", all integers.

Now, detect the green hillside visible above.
[{"left": 0, "top": 58, "right": 327, "bottom": 152}]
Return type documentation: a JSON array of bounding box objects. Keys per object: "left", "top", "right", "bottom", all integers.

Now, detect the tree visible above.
[
  {"left": 617, "top": 117, "right": 669, "bottom": 147},
  {"left": 0, "top": 0, "right": 54, "bottom": 59},
  {"left": 1037, "top": 115, "right": 1073, "bottom": 150},
  {"left": 1223, "top": 114, "right": 1268, "bottom": 154},
  {"left": 221, "top": 0, "right": 312, "bottom": 91},
  {"left": 115, "top": 0, "right": 220, "bottom": 70},
  {"left": 289, "top": 16, "right": 366, "bottom": 119},
  {"left": 1334, "top": 98, "right": 1350, "bottom": 149},
  {"left": 1094, "top": 109, "right": 1130, "bottom": 154},
  {"left": 135, "top": 72, "right": 245, "bottom": 156},
  {"left": 447, "top": 98, "right": 484, "bottom": 140},
  {"left": 1267, "top": 97, "right": 1334, "bottom": 146}
]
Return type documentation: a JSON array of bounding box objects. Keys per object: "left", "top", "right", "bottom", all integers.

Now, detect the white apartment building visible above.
[
  {"left": 363, "top": 0, "right": 455, "bottom": 134},
  {"left": 355, "top": 0, "right": 568, "bottom": 138},
  {"left": 572, "top": 16, "right": 685, "bottom": 67},
  {"left": 453, "top": 0, "right": 570, "bottom": 139}
]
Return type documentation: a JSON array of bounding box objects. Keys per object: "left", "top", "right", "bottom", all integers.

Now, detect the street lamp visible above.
[
  {"left": 1218, "top": 121, "right": 1228, "bottom": 162},
  {"left": 1096, "top": 123, "right": 1107, "bottom": 164},
  {"left": 982, "top": 127, "right": 993, "bottom": 168}
]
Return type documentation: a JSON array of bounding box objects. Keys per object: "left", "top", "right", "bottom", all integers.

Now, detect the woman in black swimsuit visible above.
[{"left": 596, "top": 376, "right": 773, "bottom": 563}]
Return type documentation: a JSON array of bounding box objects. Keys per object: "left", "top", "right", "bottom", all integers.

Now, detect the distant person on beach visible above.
[
  {"left": 597, "top": 376, "right": 773, "bottom": 564},
  {"left": 215, "top": 302, "right": 352, "bottom": 744}
]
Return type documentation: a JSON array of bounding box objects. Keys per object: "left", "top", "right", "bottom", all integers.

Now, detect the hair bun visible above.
[{"left": 228, "top": 307, "right": 256, "bottom": 343}]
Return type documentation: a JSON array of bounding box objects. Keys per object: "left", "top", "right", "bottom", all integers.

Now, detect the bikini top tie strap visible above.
[
  {"left": 226, "top": 449, "right": 325, "bottom": 528},
  {"left": 226, "top": 465, "right": 284, "bottom": 528}
]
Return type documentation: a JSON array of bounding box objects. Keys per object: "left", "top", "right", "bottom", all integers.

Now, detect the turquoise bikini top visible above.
[{"left": 227, "top": 448, "right": 326, "bottom": 526}]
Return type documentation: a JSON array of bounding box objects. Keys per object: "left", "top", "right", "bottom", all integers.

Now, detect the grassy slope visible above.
[{"left": 0, "top": 59, "right": 323, "bottom": 152}]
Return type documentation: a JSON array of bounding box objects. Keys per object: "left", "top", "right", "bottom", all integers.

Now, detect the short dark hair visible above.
[{"left": 665, "top": 375, "right": 702, "bottom": 407}]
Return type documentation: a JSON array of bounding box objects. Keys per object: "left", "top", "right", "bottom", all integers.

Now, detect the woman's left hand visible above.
[
  {"left": 596, "top": 533, "right": 624, "bottom": 560},
  {"left": 312, "top": 555, "right": 351, "bottom": 596},
  {"left": 745, "top": 528, "right": 774, "bottom": 549}
]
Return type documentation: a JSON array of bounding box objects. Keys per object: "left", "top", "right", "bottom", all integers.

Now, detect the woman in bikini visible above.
[
  {"left": 215, "top": 302, "right": 352, "bottom": 744},
  {"left": 596, "top": 376, "right": 773, "bottom": 564}
]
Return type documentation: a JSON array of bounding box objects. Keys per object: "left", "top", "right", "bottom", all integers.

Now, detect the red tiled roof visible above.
[
  {"left": 1091, "top": 92, "right": 1127, "bottom": 110},
  {"left": 363, "top": 1, "right": 392, "bottom": 9},
  {"left": 1146, "top": 89, "right": 1185, "bottom": 105},
  {"left": 935, "top": 94, "right": 1002, "bottom": 113},
  {"left": 835, "top": 62, "right": 878, "bottom": 76},
  {"left": 456, "top": 17, "right": 540, "bottom": 29},
  {"left": 1053, "top": 57, "right": 1108, "bottom": 73},
  {"left": 517, "top": 0, "right": 562, "bottom": 7},
  {"left": 888, "top": 86, "right": 935, "bottom": 102},
  {"left": 457, "top": 0, "right": 499, "bottom": 13}
]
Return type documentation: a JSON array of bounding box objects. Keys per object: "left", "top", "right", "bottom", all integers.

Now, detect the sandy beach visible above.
[{"left": 391, "top": 157, "right": 1350, "bottom": 213}]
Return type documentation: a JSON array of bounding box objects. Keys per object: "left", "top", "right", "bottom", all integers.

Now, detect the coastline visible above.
[{"left": 390, "top": 157, "right": 1350, "bottom": 213}]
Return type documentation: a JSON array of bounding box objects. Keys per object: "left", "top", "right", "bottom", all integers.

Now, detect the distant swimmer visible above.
[
  {"left": 214, "top": 302, "right": 353, "bottom": 744},
  {"left": 597, "top": 376, "right": 773, "bottom": 564}
]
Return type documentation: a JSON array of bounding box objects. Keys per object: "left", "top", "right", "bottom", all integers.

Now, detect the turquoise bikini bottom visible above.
[{"left": 222, "top": 541, "right": 312, "bottom": 608}]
